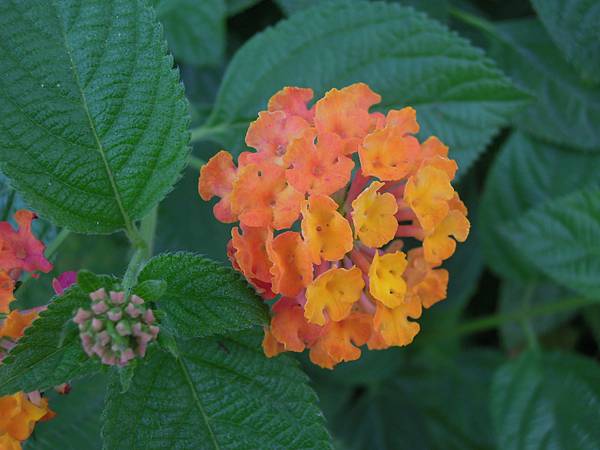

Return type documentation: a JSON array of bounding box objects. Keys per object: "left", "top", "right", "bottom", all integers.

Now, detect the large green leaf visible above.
[
  {"left": 153, "top": 0, "right": 226, "bottom": 67},
  {"left": 0, "top": 0, "right": 189, "bottom": 234},
  {"left": 199, "top": 0, "right": 526, "bottom": 178},
  {"left": 325, "top": 349, "right": 502, "bottom": 450},
  {"left": 101, "top": 329, "right": 332, "bottom": 449},
  {"left": 488, "top": 18, "right": 600, "bottom": 152},
  {"left": 504, "top": 188, "right": 600, "bottom": 299},
  {"left": 492, "top": 351, "right": 600, "bottom": 450},
  {"left": 26, "top": 374, "right": 107, "bottom": 450},
  {"left": 0, "top": 284, "right": 101, "bottom": 395},
  {"left": 479, "top": 131, "right": 600, "bottom": 280},
  {"left": 138, "top": 252, "right": 268, "bottom": 338},
  {"left": 531, "top": 0, "right": 600, "bottom": 84}
]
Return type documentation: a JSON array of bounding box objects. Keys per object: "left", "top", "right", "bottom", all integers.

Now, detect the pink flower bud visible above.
[
  {"left": 107, "top": 309, "right": 122, "bottom": 322},
  {"left": 91, "top": 318, "right": 103, "bottom": 331},
  {"left": 73, "top": 308, "right": 91, "bottom": 325},
  {"left": 91, "top": 301, "right": 108, "bottom": 314},
  {"left": 89, "top": 288, "right": 107, "bottom": 301},
  {"left": 110, "top": 291, "right": 125, "bottom": 305},
  {"left": 130, "top": 295, "right": 144, "bottom": 305},
  {"left": 126, "top": 303, "right": 141, "bottom": 318},
  {"left": 116, "top": 320, "right": 132, "bottom": 336},
  {"left": 144, "top": 309, "right": 155, "bottom": 324}
]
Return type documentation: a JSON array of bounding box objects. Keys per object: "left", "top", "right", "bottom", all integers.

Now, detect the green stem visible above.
[
  {"left": 121, "top": 206, "right": 158, "bottom": 295},
  {"left": 188, "top": 155, "right": 206, "bottom": 171},
  {"left": 45, "top": 228, "right": 71, "bottom": 259},
  {"left": 190, "top": 124, "right": 226, "bottom": 143},
  {"left": 449, "top": 7, "right": 498, "bottom": 36},
  {"left": 140, "top": 206, "right": 158, "bottom": 258},
  {"left": 122, "top": 246, "right": 146, "bottom": 296},
  {"left": 519, "top": 282, "right": 540, "bottom": 351}
]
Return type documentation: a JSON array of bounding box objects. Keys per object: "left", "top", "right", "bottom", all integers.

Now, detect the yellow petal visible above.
[
  {"left": 368, "top": 251, "right": 408, "bottom": 308},
  {"left": 351, "top": 181, "right": 398, "bottom": 248}
]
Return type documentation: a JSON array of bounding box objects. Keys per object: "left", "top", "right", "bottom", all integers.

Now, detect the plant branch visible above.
[{"left": 188, "top": 155, "right": 206, "bottom": 171}]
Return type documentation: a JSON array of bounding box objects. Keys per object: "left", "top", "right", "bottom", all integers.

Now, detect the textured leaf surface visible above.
[
  {"left": 0, "top": 285, "right": 99, "bottom": 395},
  {"left": 25, "top": 374, "right": 107, "bottom": 450},
  {"left": 505, "top": 188, "right": 600, "bottom": 298},
  {"left": 531, "top": 0, "right": 600, "bottom": 84},
  {"left": 138, "top": 252, "right": 268, "bottom": 338},
  {"left": 153, "top": 0, "right": 225, "bottom": 67},
  {"left": 479, "top": 131, "right": 600, "bottom": 280},
  {"left": 226, "top": 0, "right": 261, "bottom": 15},
  {"left": 0, "top": 0, "right": 189, "bottom": 233},
  {"left": 489, "top": 18, "right": 600, "bottom": 152},
  {"left": 201, "top": 0, "right": 526, "bottom": 178},
  {"left": 102, "top": 330, "right": 332, "bottom": 449},
  {"left": 492, "top": 351, "right": 600, "bottom": 450}
]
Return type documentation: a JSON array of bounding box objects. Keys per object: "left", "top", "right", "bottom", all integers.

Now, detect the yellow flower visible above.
[
  {"left": 368, "top": 251, "right": 408, "bottom": 308},
  {"left": 305, "top": 267, "right": 365, "bottom": 325},
  {"left": 351, "top": 181, "right": 398, "bottom": 248}
]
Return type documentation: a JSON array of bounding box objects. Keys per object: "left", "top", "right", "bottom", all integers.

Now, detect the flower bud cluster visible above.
[{"left": 73, "top": 288, "right": 159, "bottom": 366}]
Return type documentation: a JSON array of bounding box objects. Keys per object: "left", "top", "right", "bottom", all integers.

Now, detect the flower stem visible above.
[
  {"left": 188, "top": 155, "right": 206, "bottom": 171},
  {"left": 45, "top": 228, "right": 71, "bottom": 259}
]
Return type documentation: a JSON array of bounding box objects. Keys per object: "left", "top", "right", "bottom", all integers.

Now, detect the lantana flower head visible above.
[
  {"left": 199, "top": 83, "right": 470, "bottom": 368},
  {"left": 73, "top": 288, "right": 159, "bottom": 366}
]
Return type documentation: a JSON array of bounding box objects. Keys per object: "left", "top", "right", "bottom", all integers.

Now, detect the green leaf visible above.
[
  {"left": 488, "top": 18, "right": 600, "bottom": 152},
  {"left": 531, "top": 0, "right": 600, "bottom": 84},
  {"left": 504, "top": 187, "right": 600, "bottom": 298},
  {"left": 25, "top": 374, "right": 107, "bottom": 450},
  {"left": 325, "top": 349, "right": 502, "bottom": 450},
  {"left": 0, "top": 285, "right": 99, "bottom": 395},
  {"left": 498, "top": 281, "right": 577, "bottom": 350},
  {"left": 0, "top": 0, "right": 189, "bottom": 234},
  {"left": 153, "top": 0, "right": 226, "bottom": 67},
  {"left": 479, "top": 131, "right": 600, "bottom": 280},
  {"left": 132, "top": 279, "right": 167, "bottom": 303},
  {"left": 200, "top": 0, "right": 527, "bottom": 178},
  {"left": 492, "top": 351, "right": 600, "bottom": 450},
  {"left": 138, "top": 252, "right": 268, "bottom": 338},
  {"left": 101, "top": 329, "right": 332, "bottom": 449},
  {"left": 226, "top": 0, "right": 261, "bottom": 15}
]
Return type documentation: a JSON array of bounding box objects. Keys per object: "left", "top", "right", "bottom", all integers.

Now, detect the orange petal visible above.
[
  {"left": 301, "top": 195, "right": 353, "bottom": 264},
  {"left": 423, "top": 209, "right": 470, "bottom": 265},
  {"left": 268, "top": 87, "right": 315, "bottom": 123},
  {"left": 230, "top": 225, "right": 273, "bottom": 284},
  {"left": 285, "top": 131, "right": 354, "bottom": 196},
  {"left": 245, "top": 110, "right": 310, "bottom": 158},
  {"left": 359, "top": 107, "right": 421, "bottom": 181},
  {"left": 404, "top": 165, "right": 454, "bottom": 234},
  {"left": 404, "top": 247, "right": 449, "bottom": 308},
  {"left": 351, "top": 181, "right": 398, "bottom": 248},
  {"left": 315, "top": 83, "right": 381, "bottom": 154},
  {"left": 308, "top": 312, "right": 372, "bottom": 369},
  {"left": 368, "top": 251, "right": 408, "bottom": 308},
  {"left": 0, "top": 309, "right": 39, "bottom": 340},
  {"left": 267, "top": 231, "right": 313, "bottom": 297},
  {"left": 270, "top": 297, "right": 321, "bottom": 352},
  {"left": 369, "top": 300, "right": 421, "bottom": 348},
  {"left": 198, "top": 151, "right": 238, "bottom": 223},
  {"left": 304, "top": 266, "right": 364, "bottom": 325},
  {"left": 262, "top": 328, "right": 285, "bottom": 357},
  {"left": 419, "top": 136, "right": 457, "bottom": 180},
  {"left": 231, "top": 161, "right": 302, "bottom": 229},
  {"left": 4, "top": 392, "right": 50, "bottom": 441},
  {"left": 0, "top": 271, "right": 15, "bottom": 314}
]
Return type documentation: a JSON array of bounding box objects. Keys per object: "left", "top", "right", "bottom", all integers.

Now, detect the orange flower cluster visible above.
[
  {"left": 0, "top": 210, "right": 54, "bottom": 448},
  {"left": 199, "top": 83, "right": 469, "bottom": 369}
]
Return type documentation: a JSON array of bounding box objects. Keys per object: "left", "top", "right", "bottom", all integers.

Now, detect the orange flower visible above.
[
  {"left": 198, "top": 151, "right": 238, "bottom": 223},
  {"left": 0, "top": 392, "right": 52, "bottom": 446},
  {"left": 314, "top": 83, "right": 381, "bottom": 154},
  {"left": 245, "top": 110, "right": 310, "bottom": 158},
  {"left": 285, "top": 131, "right": 354, "bottom": 196},
  {"left": 351, "top": 181, "right": 398, "bottom": 248},
  {"left": 403, "top": 165, "right": 454, "bottom": 234},
  {"left": 0, "top": 210, "right": 52, "bottom": 276},
  {"left": 267, "top": 297, "right": 321, "bottom": 353},
  {"left": 301, "top": 195, "right": 353, "bottom": 264},
  {"left": 359, "top": 107, "right": 420, "bottom": 181},
  {"left": 229, "top": 225, "right": 273, "bottom": 284},
  {"left": 309, "top": 312, "right": 372, "bottom": 369},
  {"left": 0, "top": 271, "right": 15, "bottom": 314},
  {"left": 304, "top": 267, "right": 364, "bottom": 325},
  {"left": 0, "top": 310, "right": 39, "bottom": 341},
  {"left": 231, "top": 161, "right": 303, "bottom": 229},
  {"left": 267, "top": 232, "right": 313, "bottom": 297},
  {"left": 267, "top": 86, "right": 315, "bottom": 123},
  {"left": 200, "top": 83, "right": 469, "bottom": 368}
]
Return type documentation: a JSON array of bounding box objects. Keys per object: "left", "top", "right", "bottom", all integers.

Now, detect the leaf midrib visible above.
[
  {"left": 52, "top": 0, "right": 135, "bottom": 236},
  {"left": 177, "top": 355, "right": 221, "bottom": 450}
]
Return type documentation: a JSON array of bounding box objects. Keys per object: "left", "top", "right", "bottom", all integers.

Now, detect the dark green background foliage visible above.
[{"left": 0, "top": 0, "right": 599, "bottom": 449}]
